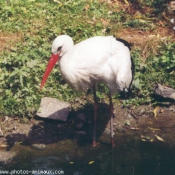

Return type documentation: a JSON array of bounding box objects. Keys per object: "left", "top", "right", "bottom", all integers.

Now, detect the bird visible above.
[{"left": 40, "top": 35, "right": 133, "bottom": 147}]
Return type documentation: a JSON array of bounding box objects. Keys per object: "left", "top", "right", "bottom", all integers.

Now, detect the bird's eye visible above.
[{"left": 57, "top": 46, "right": 62, "bottom": 51}]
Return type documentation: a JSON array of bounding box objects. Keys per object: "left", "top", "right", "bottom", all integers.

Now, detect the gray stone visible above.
[
  {"left": 154, "top": 83, "right": 175, "bottom": 100},
  {"left": 31, "top": 144, "right": 46, "bottom": 150},
  {"left": 0, "top": 151, "right": 17, "bottom": 164},
  {"left": 37, "top": 97, "right": 70, "bottom": 121}
]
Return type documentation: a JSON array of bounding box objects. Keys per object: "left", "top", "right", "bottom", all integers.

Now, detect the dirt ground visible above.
[{"left": 0, "top": 103, "right": 175, "bottom": 153}]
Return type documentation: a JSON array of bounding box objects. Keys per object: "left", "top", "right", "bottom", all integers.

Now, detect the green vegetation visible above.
[{"left": 0, "top": 0, "right": 174, "bottom": 117}]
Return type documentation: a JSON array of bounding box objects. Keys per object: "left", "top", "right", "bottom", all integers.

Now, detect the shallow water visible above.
[{"left": 1, "top": 135, "right": 175, "bottom": 175}]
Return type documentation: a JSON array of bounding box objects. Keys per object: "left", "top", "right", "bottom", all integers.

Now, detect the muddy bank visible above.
[{"left": 0, "top": 104, "right": 175, "bottom": 163}]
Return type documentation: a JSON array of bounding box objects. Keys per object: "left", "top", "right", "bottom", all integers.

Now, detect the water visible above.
[{"left": 1, "top": 136, "right": 175, "bottom": 175}]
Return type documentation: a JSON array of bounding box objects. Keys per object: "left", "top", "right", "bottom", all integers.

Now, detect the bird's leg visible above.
[
  {"left": 92, "top": 86, "right": 98, "bottom": 147},
  {"left": 109, "top": 94, "right": 115, "bottom": 147}
]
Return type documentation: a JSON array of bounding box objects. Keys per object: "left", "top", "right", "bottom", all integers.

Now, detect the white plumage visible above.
[
  {"left": 54, "top": 35, "right": 132, "bottom": 94},
  {"left": 41, "top": 35, "right": 133, "bottom": 147}
]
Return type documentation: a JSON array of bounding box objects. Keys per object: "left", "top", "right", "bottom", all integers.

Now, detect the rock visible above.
[
  {"left": 31, "top": 144, "right": 46, "bottom": 150},
  {"left": 76, "top": 131, "right": 86, "bottom": 135},
  {"left": 0, "top": 151, "right": 17, "bottom": 164},
  {"left": 104, "top": 128, "right": 111, "bottom": 135},
  {"left": 170, "top": 1, "right": 175, "bottom": 11},
  {"left": 124, "top": 120, "right": 130, "bottom": 126},
  {"left": 37, "top": 97, "right": 70, "bottom": 121},
  {"left": 154, "top": 83, "right": 175, "bottom": 100}
]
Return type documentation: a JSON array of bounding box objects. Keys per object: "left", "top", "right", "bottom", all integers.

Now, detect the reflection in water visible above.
[
  {"left": 1, "top": 137, "right": 175, "bottom": 175},
  {"left": 110, "top": 147, "right": 114, "bottom": 175},
  {"left": 32, "top": 156, "right": 62, "bottom": 175}
]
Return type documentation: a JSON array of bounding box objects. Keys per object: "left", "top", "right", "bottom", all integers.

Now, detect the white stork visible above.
[{"left": 40, "top": 35, "right": 133, "bottom": 147}]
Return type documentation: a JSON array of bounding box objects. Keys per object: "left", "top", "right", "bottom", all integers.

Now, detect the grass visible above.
[{"left": 0, "top": 0, "right": 174, "bottom": 117}]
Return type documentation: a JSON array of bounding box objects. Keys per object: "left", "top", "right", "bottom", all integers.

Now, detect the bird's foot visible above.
[{"left": 92, "top": 140, "right": 99, "bottom": 147}]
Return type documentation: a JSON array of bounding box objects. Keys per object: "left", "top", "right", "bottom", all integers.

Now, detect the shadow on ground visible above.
[{"left": 2, "top": 103, "right": 111, "bottom": 150}]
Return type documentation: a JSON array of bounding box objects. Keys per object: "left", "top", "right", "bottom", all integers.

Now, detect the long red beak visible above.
[{"left": 40, "top": 53, "right": 59, "bottom": 89}]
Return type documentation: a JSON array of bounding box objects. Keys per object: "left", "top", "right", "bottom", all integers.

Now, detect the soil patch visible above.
[
  {"left": 116, "top": 27, "right": 174, "bottom": 46},
  {"left": 0, "top": 31, "right": 23, "bottom": 51},
  {"left": 0, "top": 104, "right": 175, "bottom": 153}
]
